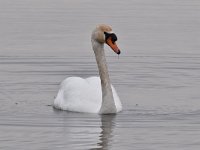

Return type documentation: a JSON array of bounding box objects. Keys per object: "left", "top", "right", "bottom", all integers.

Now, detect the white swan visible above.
[{"left": 53, "top": 24, "right": 122, "bottom": 114}]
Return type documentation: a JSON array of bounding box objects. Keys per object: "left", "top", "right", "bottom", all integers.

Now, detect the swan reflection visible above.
[{"left": 92, "top": 115, "right": 116, "bottom": 150}]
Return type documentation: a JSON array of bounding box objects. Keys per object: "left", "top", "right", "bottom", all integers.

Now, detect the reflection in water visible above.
[
  {"left": 52, "top": 109, "right": 116, "bottom": 150},
  {"left": 95, "top": 115, "right": 116, "bottom": 150}
]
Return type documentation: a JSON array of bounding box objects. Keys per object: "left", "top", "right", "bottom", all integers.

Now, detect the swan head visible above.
[{"left": 92, "top": 24, "right": 121, "bottom": 55}]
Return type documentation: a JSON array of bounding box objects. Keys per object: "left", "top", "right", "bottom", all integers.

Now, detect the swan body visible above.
[
  {"left": 54, "top": 76, "right": 122, "bottom": 113},
  {"left": 54, "top": 24, "right": 122, "bottom": 114}
]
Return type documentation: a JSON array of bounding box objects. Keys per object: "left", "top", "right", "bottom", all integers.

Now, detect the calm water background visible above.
[{"left": 0, "top": 0, "right": 200, "bottom": 149}]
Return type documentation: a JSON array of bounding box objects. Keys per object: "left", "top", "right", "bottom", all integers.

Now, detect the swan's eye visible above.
[
  {"left": 104, "top": 32, "right": 118, "bottom": 44},
  {"left": 110, "top": 33, "right": 117, "bottom": 44}
]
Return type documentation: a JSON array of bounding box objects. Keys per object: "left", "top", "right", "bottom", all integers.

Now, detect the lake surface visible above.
[{"left": 0, "top": 0, "right": 200, "bottom": 149}]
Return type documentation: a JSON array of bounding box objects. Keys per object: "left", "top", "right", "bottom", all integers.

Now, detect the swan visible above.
[{"left": 53, "top": 24, "right": 122, "bottom": 114}]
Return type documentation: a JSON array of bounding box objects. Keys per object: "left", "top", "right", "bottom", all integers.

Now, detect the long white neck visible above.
[{"left": 92, "top": 40, "right": 117, "bottom": 114}]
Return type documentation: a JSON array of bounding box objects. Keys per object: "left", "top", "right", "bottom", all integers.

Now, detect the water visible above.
[{"left": 0, "top": 0, "right": 200, "bottom": 149}]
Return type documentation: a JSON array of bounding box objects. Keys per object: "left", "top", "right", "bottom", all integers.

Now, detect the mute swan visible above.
[{"left": 53, "top": 24, "right": 122, "bottom": 114}]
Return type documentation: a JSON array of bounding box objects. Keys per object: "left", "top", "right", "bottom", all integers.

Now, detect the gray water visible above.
[{"left": 0, "top": 0, "right": 200, "bottom": 149}]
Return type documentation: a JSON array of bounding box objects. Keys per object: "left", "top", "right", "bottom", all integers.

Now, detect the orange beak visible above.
[{"left": 106, "top": 37, "right": 121, "bottom": 55}]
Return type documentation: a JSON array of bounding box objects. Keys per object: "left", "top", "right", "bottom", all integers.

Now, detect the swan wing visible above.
[{"left": 54, "top": 77, "right": 101, "bottom": 113}]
